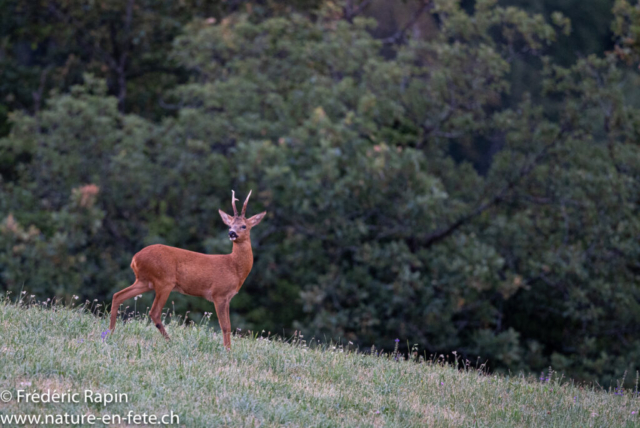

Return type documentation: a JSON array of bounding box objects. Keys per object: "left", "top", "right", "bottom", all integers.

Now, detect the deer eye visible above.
[{"left": 241, "top": 225, "right": 246, "bottom": 229}]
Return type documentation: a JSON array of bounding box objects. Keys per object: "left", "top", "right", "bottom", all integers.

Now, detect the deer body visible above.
[
  {"left": 132, "top": 244, "right": 253, "bottom": 300},
  {"left": 109, "top": 191, "right": 265, "bottom": 349}
]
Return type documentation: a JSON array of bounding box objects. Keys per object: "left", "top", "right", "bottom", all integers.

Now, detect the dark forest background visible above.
[{"left": 2, "top": 0, "right": 640, "bottom": 385}]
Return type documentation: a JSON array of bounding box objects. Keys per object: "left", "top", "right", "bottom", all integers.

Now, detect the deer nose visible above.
[{"left": 229, "top": 230, "right": 238, "bottom": 239}]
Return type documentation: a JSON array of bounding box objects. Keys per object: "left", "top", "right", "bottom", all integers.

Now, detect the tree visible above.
[
  {"left": 1, "top": 0, "right": 639, "bottom": 384},
  {"left": 0, "top": 0, "right": 325, "bottom": 139}
]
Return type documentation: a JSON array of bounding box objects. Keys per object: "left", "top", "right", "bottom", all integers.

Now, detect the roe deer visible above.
[{"left": 109, "top": 190, "right": 266, "bottom": 349}]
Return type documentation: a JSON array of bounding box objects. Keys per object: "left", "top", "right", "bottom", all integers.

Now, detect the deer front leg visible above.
[
  {"left": 150, "top": 288, "right": 172, "bottom": 340},
  {"left": 214, "top": 297, "right": 232, "bottom": 350}
]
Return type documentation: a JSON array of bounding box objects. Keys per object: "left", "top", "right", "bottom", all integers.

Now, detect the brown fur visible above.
[{"left": 109, "top": 191, "right": 266, "bottom": 349}]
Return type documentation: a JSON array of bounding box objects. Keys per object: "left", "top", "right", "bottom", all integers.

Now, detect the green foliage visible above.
[
  {"left": 1, "top": 0, "right": 639, "bottom": 386},
  {"left": 0, "top": 0, "right": 324, "bottom": 143}
]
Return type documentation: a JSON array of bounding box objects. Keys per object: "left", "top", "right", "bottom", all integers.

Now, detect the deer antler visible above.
[
  {"left": 241, "top": 190, "right": 252, "bottom": 217},
  {"left": 231, "top": 190, "right": 239, "bottom": 217}
]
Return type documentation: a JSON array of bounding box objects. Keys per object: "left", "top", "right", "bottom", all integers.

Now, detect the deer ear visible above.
[
  {"left": 247, "top": 211, "right": 266, "bottom": 228},
  {"left": 218, "top": 209, "right": 234, "bottom": 226}
]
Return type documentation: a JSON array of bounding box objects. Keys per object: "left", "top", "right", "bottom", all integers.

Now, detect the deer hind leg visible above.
[
  {"left": 109, "top": 280, "right": 149, "bottom": 332},
  {"left": 149, "top": 287, "right": 172, "bottom": 340},
  {"left": 213, "top": 297, "right": 232, "bottom": 350}
]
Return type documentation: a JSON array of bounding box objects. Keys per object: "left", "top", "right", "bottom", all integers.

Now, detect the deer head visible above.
[{"left": 218, "top": 190, "right": 266, "bottom": 243}]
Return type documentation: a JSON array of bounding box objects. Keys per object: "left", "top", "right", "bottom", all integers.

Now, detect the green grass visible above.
[{"left": 0, "top": 294, "right": 638, "bottom": 427}]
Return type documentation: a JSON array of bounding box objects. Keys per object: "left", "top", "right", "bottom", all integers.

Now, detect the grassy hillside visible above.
[{"left": 0, "top": 295, "right": 638, "bottom": 427}]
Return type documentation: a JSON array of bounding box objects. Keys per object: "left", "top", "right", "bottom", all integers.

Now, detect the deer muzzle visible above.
[{"left": 228, "top": 230, "right": 238, "bottom": 241}]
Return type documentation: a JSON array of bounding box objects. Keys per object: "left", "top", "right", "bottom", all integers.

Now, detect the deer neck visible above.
[{"left": 230, "top": 239, "right": 253, "bottom": 281}]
